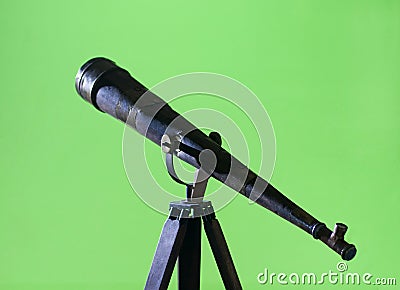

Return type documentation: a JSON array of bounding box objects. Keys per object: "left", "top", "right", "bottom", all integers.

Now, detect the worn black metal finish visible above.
[
  {"left": 178, "top": 218, "right": 201, "bottom": 289},
  {"left": 203, "top": 213, "right": 242, "bottom": 290},
  {"left": 75, "top": 57, "right": 357, "bottom": 261},
  {"left": 145, "top": 219, "right": 188, "bottom": 290}
]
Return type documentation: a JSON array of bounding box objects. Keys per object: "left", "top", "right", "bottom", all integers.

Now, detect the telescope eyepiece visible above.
[{"left": 342, "top": 244, "right": 357, "bottom": 261}]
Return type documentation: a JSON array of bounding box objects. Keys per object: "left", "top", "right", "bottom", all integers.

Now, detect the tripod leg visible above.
[
  {"left": 145, "top": 218, "right": 188, "bottom": 290},
  {"left": 203, "top": 214, "right": 242, "bottom": 290},
  {"left": 178, "top": 217, "right": 201, "bottom": 290}
]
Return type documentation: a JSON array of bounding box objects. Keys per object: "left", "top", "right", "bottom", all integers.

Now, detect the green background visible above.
[{"left": 1, "top": 0, "right": 399, "bottom": 289}]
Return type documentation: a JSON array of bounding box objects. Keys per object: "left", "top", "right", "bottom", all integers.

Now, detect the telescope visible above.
[{"left": 75, "top": 58, "right": 356, "bottom": 263}]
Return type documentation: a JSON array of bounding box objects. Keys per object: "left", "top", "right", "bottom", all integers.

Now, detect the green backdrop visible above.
[{"left": 1, "top": 1, "right": 399, "bottom": 289}]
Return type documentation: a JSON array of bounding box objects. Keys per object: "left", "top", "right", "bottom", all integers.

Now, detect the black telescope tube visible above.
[{"left": 75, "top": 57, "right": 356, "bottom": 261}]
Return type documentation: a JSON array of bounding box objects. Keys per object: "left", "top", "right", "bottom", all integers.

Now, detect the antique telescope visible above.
[{"left": 75, "top": 57, "right": 356, "bottom": 262}]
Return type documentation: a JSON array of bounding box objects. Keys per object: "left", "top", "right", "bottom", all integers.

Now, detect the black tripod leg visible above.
[
  {"left": 178, "top": 217, "right": 201, "bottom": 290},
  {"left": 203, "top": 215, "right": 242, "bottom": 290},
  {"left": 145, "top": 218, "right": 188, "bottom": 290}
]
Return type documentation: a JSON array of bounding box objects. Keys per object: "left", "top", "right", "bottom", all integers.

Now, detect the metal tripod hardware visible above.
[
  {"left": 161, "top": 131, "right": 221, "bottom": 202},
  {"left": 145, "top": 132, "right": 242, "bottom": 290}
]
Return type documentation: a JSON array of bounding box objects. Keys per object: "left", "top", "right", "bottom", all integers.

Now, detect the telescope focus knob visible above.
[
  {"left": 331, "top": 223, "right": 348, "bottom": 240},
  {"left": 209, "top": 132, "right": 222, "bottom": 146}
]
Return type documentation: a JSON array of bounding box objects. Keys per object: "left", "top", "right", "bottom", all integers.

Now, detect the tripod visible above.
[{"left": 144, "top": 133, "right": 242, "bottom": 290}]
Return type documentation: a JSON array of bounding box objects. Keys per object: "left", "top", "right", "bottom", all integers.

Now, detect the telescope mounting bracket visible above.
[
  {"left": 161, "top": 131, "right": 222, "bottom": 201},
  {"left": 144, "top": 131, "right": 242, "bottom": 290}
]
